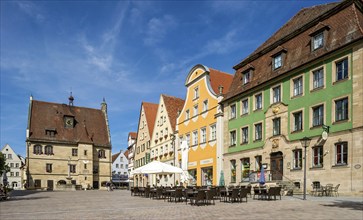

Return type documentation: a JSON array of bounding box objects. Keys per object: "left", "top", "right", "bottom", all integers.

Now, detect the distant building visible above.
[
  {"left": 127, "top": 132, "right": 137, "bottom": 187},
  {"left": 25, "top": 95, "right": 112, "bottom": 190},
  {"left": 111, "top": 150, "right": 129, "bottom": 187},
  {"left": 1, "top": 144, "right": 25, "bottom": 189}
]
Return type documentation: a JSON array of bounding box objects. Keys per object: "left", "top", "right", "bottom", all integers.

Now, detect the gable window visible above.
[
  {"left": 72, "top": 148, "right": 78, "bottom": 156},
  {"left": 241, "top": 127, "right": 248, "bottom": 144},
  {"left": 230, "top": 130, "right": 236, "bottom": 146},
  {"left": 200, "top": 127, "right": 206, "bottom": 143},
  {"left": 46, "top": 163, "right": 52, "bottom": 173},
  {"left": 194, "top": 87, "right": 199, "bottom": 99},
  {"left": 33, "top": 145, "right": 42, "bottom": 155},
  {"left": 192, "top": 130, "right": 198, "bottom": 145},
  {"left": 255, "top": 123, "right": 262, "bottom": 141},
  {"left": 313, "top": 68, "right": 324, "bottom": 89},
  {"left": 293, "top": 111, "right": 303, "bottom": 132},
  {"left": 292, "top": 149, "right": 302, "bottom": 169},
  {"left": 203, "top": 100, "right": 208, "bottom": 112},
  {"left": 242, "top": 70, "right": 251, "bottom": 85},
  {"left": 241, "top": 99, "right": 249, "bottom": 115},
  {"left": 185, "top": 109, "right": 190, "bottom": 120},
  {"left": 312, "top": 146, "right": 323, "bottom": 167},
  {"left": 273, "top": 118, "right": 281, "bottom": 136},
  {"left": 98, "top": 149, "right": 106, "bottom": 158},
  {"left": 335, "top": 142, "right": 348, "bottom": 165},
  {"left": 293, "top": 76, "right": 303, "bottom": 97},
  {"left": 312, "top": 105, "right": 324, "bottom": 127},
  {"left": 255, "top": 93, "right": 262, "bottom": 110},
  {"left": 210, "top": 124, "right": 216, "bottom": 141},
  {"left": 312, "top": 32, "right": 324, "bottom": 50},
  {"left": 272, "top": 85, "right": 281, "bottom": 103},
  {"left": 336, "top": 58, "right": 348, "bottom": 81},
  {"left": 230, "top": 104, "right": 236, "bottom": 119},
  {"left": 335, "top": 97, "right": 348, "bottom": 121},
  {"left": 193, "top": 105, "right": 198, "bottom": 117},
  {"left": 273, "top": 53, "right": 282, "bottom": 70},
  {"left": 8, "top": 154, "right": 12, "bottom": 159},
  {"left": 45, "top": 145, "right": 53, "bottom": 155}
]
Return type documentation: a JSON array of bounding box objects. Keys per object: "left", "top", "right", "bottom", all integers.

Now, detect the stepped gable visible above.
[{"left": 28, "top": 100, "right": 110, "bottom": 147}]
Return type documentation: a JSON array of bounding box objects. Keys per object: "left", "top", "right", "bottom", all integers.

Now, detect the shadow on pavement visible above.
[
  {"left": 321, "top": 200, "right": 363, "bottom": 211},
  {"left": 9, "top": 190, "right": 50, "bottom": 197}
]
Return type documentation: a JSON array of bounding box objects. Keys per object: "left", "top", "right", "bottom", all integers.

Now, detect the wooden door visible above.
[{"left": 270, "top": 152, "right": 283, "bottom": 180}]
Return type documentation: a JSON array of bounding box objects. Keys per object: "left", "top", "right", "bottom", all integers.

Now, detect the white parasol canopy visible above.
[{"left": 130, "top": 161, "right": 183, "bottom": 175}]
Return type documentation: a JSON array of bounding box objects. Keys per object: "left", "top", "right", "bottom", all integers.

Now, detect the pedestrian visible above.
[{"left": 106, "top": 182, "right": 110, "bottom": 192}]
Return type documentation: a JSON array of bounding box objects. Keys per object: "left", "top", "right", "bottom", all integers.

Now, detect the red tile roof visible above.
[
  {"left": 209, "top": 68, "right": 234, "bottom": 95},
  {"left": 123, "top": 149, "right": 129, "bottom": 159},
  {"left": 224, "top": 0, "right": 363, "bottom": 101},
  {"left": 162, "top": 94, "right": 185, "bottom": 132},
  {"left": 128, "top": 132, "right": 137, "bottom": 140},
  {"left": 28, "top": 100, "right": 111, "bottom": 147},
  {"left": 142, "top": 102, "right": 158, "bottom": 136},
  {"left": 112, "top": 152, "right": 121, "bottom": 163}
]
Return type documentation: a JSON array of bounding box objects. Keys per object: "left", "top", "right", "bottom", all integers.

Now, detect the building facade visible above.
[
  {"left": 111, "top": 150, "right": 129, "bottom": 187},
  {"left": 127, "top": 132, "right": 137, "bottom": 187},
  {"left": 176, "top": 64, "right": 233, "bottom": 186},
  {"left": 26, "top": 96, "right": 112, "bottom": 190},
  {"left": 222, "top": 0, "right": 363, "bottom": 194},
  {"left": 1, "top": 144, "right": 25, "bottom": 189},
  {"left": 149, "top": 94, "right": 184, "bottom": 186},
  {"left": 134, "top": 102, "right": 158, "bottom": 187}
]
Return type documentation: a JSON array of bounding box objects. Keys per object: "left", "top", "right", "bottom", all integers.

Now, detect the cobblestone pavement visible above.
[{"left": 0, "top": 190, "right": 362, "bottom": 220}]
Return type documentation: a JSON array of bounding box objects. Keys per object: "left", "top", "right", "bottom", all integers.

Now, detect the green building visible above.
[{"left": 221, "top": 0, "right": 363, "bottom": 195}]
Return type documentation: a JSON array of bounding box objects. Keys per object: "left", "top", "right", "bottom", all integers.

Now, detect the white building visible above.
[
  {"left": 127, "top": 132, "right": 137, "bottom": 186},
  {"left": 111, "top": 150, "right": 129, "bottom": 187},
  {"left": 1, "top": 144, "right": 25, "bottom": 189}
]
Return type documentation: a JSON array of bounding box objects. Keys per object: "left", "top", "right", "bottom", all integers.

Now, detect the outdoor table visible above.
[{"left": 164, "top": 189, "right": 176, "bottom": 202}]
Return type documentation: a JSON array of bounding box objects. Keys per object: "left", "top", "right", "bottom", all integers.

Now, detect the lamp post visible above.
[{"left": 300, "top": 136, "right": 311, "bottom": 200}]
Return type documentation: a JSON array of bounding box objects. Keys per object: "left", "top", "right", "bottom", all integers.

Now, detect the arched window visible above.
[
  {"left": 44, "top": 145, "right": 53, "bottom": 155},
  {"left": 33, "top": 145, "right": 42, "bottom": 155},
  {"left": 98, "top": 149, "right": 106, "bottom": 158}
]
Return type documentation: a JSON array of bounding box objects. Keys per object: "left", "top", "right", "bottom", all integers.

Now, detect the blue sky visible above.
[{"left": 1, "top": 0, "right": 335, "bottom": 157}]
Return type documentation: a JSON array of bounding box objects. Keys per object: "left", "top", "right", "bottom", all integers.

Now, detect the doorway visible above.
[
  {"left": 47, "top": 180, "right": 54, "bottom": 190},
  {"left": 270, "top": 152, "right": 283, "bottom": 180}
]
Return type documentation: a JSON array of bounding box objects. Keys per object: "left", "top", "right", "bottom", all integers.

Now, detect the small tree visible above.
[{"left": 0, "top": 152, "right": 10, "bottom": 176}]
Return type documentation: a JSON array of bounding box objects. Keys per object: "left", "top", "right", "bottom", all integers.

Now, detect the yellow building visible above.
[{"left": 176, "top": 64, "right": 233, "bottom": 186}]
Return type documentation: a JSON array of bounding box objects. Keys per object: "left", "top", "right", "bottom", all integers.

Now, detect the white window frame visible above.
[
  {"left": 200, "top": 127, "right": 206, "bottom": 143},
  {"left": 241, "top": 98, "right": 249, "bottom": 115},
  {"left": 230, "top": 130, "right": 236, "bottom": 146}
]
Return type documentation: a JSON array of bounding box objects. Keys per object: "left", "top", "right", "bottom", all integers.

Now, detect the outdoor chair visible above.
[
  {"left": 205, "top": 190, "right": 215, "bottom": 205},
  {"left": 325, "top": 184, "right": 334, "bottom": 196},
  {"left": 209, "top": 187, "right": 217, "bottom": 200},
  {"left": 331, "top": 184, "right": 340, "bottom": 197},
  {"left": 134, "top": 187, "right": 140, "bottom": 196},
  {"left": 267, "top": 187, "right": 281, "bottom": 200},
  {"left": 144, "top": 187, "right": 150, "bottom": 198},
  {"left": 239, "top": 188, "right": 248, "bottom": 203},
  {"left": 219, "top": 187, "right": 228, "bottom": 202},
  {"left": 130, "top": 187, "right": 134, "bottom": 196},
  {"left": 246, "top": 184, "right": 252, "bottom": 197},
  {"left": 184, "top": 188, "right": 195, "bottom": 205},
  {"left": 153, "top": 188, "right": 164, "bottom": 200},
  {"left": 173, "top": 188, "right": 184, "bottom": 203},
  {"left": 228, "top": 188, "right": 240, "bottom": 203},
  {"left": 191, "top": 190, "right": 206, "bottom": 206}
]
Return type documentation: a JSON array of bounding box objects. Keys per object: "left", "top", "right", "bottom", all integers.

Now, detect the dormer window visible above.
[
  {"left": 45, "top": 128, "right": 57, "bottom": 137},
  {"left": 312, "top": 32, "right": 324, "bottom": 50},
  {"left": 242, "top": 70, "right": 251, "bottom": 85},
  {"left": 273, "top": 53, "right": 282, "bottom": 70}
]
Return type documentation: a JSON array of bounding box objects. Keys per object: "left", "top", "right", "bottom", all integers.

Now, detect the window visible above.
[
  {"left": 273, "top": 54, "right": 282, "bottom": 70},
  {"left": 273, "top": 118, "right": 281, "bottom": 136},
  {"left": 201, "top": 128, "right": 206, "bottom": 143},
  {"left": 186, "top": 134, "right": 190, "bottom": 147},
  {"left": 335, "top": 142, "right": 348, "bottom": 165},
  {"left": 293, "top": 77, "right": 303, "bottom": 97},
  {"left": 70, "top": 164, "right": 76, "bottom": 173},
  {"left": 10, "top": 172, "right": 14, "bottom": 177},
  {"left": 255, "top": 155, "right": 262, "bottom": 171},
  {"left": 312, "top": 146, "right": 323, "bottom": 167},
  {"left": 272, "top": 85, "right": 281, "bottom": 103},
  {"left": 10, "top": 163, "right": 14, "bottom": 168},
  {"left": 45, "top": 145, "right": 53, "bottom": 155},
  {"left": 84, "top": 164, "right": 87, "bottom": 169},
  {"left": 72, "top": 148, "right": 78, "bottom": 156},
  {"left": 120, "top": 157, "right": 123, "bottom": 162},
  {"left": 293, "top": 111, "right": 303, "bottom": 132},
  {"left": 160, "top": 116, "right": 163, "bottom": 126},
  {"left": 336, "top": 58, "right": 348, "bottom": 81},
  {"left": 241, "top": 158, "right": 250, "bottom": 179},
  {"left": 116, "top": 164, "right": 119, "bottom": 168},
  {"left": 193, "top": 105, "right": 198, "bottom": 116},
  {"left": 255, "top": 123, "right": 262, "bottom": 141},
  {"left": 121, "top": 164, "right": 124, "bottom": 169},
  {"left": 335, "top": 98, "right": 348, "bottom": 121},
  {"left": 194, "top": 87, "right": 199, "bottom": 99},
  {"left": 230, "top": 104, "right": 236, "bottom": 119},
  {"left": 241, "top": 99, "right": 249, "bottom": 115},
  {"left": 242, "top": 70, "right": 251, "bottom": 85},
  {"left": 164, "top": 144, "right": 168, "bottom": 153},
  {"left": 312, "top": 32, "right": 324, "bottom": 50},
  {"left": 16, "top": 172, "right": 19, "bottom": 176},
  {"left": 241, "top": 127, "right": 248, "bottom": 144},
  {"left": 15, "top": 163, "right": 19, "bottom": 168},
  {"left": 84, "top": 150, "right": 87, "bottom": 156},
  {"left": 160, "top": 146, "right": 163, "bottom": 155},
  {"left": 203, "top": 100, "right": 208, "bottom": 112},
  {"left": 255, "top": 93, "right": 262, "bottom": 110},
  {"left": 210, "top": 124, "right": 216, "bottom": 141},
  {"left": 313, "top": 68, "right": 324, "bottom": 89},
  {"left": 98, "top": 149, "right": 106, "bottom": 158},
  {"left": 33, "top": 145, "right": 42, "bottom": 155},
  {"left": 293, "top": 149, "right": 302, "bottom": 169},
  {"left": 230, "top": 160, "right": 236, "bottom": 183},
  {"left": 192, "top": 130, "right": 198, "bottom": 145},
  {"left": 230, "top": 130, "right": 236, "bottom": 146},
  {"left": 46, "top": 163, "right": 52, "bottom": 173},
  {"left": 8, "top": 154, "right": 12, "bottom": 159},
  {"left": 312, "top": 105, "right": 324, "bottom": 126},
  {"left": 185, "top": 109, "right": 190, "bottom": 120}
]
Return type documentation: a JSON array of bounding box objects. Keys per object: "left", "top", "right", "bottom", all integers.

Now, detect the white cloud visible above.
[
  {"left": 16, "top": 1, "right": 45, "bottom": 23},
  {"left": 144, "top": 14, "right": 176, "bottom": 46}
]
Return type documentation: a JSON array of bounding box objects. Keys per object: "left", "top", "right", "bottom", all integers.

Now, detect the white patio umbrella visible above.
[{"left": 130, "top": 161, "right": 183, "bottom": 175}]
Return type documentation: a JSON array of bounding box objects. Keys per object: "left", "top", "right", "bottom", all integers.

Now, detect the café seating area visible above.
[{"left": 311, "top": 182, "right": 340, "bottom": 197}]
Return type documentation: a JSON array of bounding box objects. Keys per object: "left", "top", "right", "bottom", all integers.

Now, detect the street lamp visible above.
[
  {"left": 170, "top": 133, "right": 176, "bottom": 186},
  {"left": 300, "top": 136, "right": 311, "bottom": 200}
]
